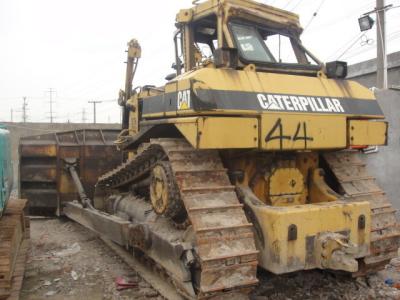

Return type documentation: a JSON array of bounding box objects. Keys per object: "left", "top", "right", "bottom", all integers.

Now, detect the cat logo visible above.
[
  {"left": 257, "top": 94, "right": 283, "bottom": 110},
  {"left": 177, "top": 90, "right": 191, "bottom": 110}
]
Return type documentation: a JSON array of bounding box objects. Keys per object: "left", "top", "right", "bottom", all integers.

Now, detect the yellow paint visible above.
[
  {"left": 174, "top": 117, "right": 258, "bottom": 149},
  {"left": 127, "top": 43, "right": 141, "bottom": 58},
  {"left": 142, "top": 113, "right": 387, "bottom": 152},
  {"left": 176, "top": 8, "right": 193, "bottom": 23},
  {"left": 141, "top": 67, "right": 380, "bottom": 122},
  {"left": 251, "top": 200, "right": 371, "bottom": 274},
  {"left": 177, "top": 0, "right": 301, "bottom": 29},
  {"left": 142, "top": 112, "right": 385, "bottom": 151},
  {"left": 308, "top": 169, "right": 338, "bottom": 203},
  {"left": 227, "top": 153, "right": 320, "bottom": 206},
  {"left": 261, "top": 114, "right": 347, "bottom": 150},
  {"left": 128, "top": 94, "right": 139, "bottom": 134},
  {"left": 349, "top": 120, "right": 388, "bottom": 146},
  {"left": 269, "top": 168, "right": 304, "bottom": 206},
  {"left": 186, "top": 68, "right": 376, "bottom": 100},
  {"left": 118, "top": 0, "right": 388, "bottom": 279},
  {"left": 174, "top": 119, "right": 198, "bottom": 147}
]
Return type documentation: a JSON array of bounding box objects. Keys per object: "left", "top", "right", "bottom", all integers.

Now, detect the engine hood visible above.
[
  {"left": 180, "top": 68, "right": 383, "bottom": 118},
  {"left": 141, "top": 67, "right": 383, "bottom": 119}
]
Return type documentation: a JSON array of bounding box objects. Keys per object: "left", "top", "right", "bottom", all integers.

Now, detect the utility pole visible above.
[
  {"left": 46, "top": 88, "right": 56, "bottom": 123},
  {"left": 88, "top": 101, "right": 102, "bottom": 124},
  {"left": 81, "top": 108, "right": 87, "bottom": 123},
  {"left": 376, "top": 0, "right": 387, "bottom": 89},
  {"left": 360, "top": 1, "right": 393, "bottom": 89},
  {"left": 22, "top": 97, "right": 28, "bottom": 123},
  {"left": 10, "top": 109, "right": 13, "bottom": 122}
]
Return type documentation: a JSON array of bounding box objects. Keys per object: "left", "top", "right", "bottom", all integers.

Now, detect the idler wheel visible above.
[{"left": 149, "top": 162, "right": 186, "bottom": 223}]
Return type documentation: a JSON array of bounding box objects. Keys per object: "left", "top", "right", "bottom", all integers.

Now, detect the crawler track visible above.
[
  {"left": 324, "top": 151, "right": 400, "bottom": 275},
  {"left": 98, "top": 138, "right": 258, "bottom": 298},
  {"left": 100, "top": 237, "right": 185, "bottom": 300}
]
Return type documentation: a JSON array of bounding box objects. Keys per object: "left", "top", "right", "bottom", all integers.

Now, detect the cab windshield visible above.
[{"left": 230, "top": 22, "right": 319, "bottom": 68}]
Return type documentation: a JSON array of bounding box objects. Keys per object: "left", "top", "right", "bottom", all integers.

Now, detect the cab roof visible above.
[{"left": 176, "top": 0, "right": 302, "bottom": 33}]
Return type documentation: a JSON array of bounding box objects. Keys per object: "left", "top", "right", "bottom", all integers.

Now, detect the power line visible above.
[
  {"left": 307, "top": 1, "right": 376, "bottom": 34},
  {"left": 341, "top": 43, "right": 375, "bottom": 60},
  {"left": 289, "top": 0, "right": 302, "bottom": 11},
  {"left": 327, "top": 32, "right": 363, "bottom": 60},
  {"left": 22, "top": 97, "right": 28, "bottom": 123},
  {"left": 88, "top": 100, "right": 102, "bottom": 124},
  {"left": 303, "top": 0, "right": 327, "bottom": 32},
  {"left": 282, "top": 0, "right": 302, "bottom": 11},
  {"left": 337, "top": 33, "right": 365, "bottom": 60},
  {"left": 329, "top": 27, "right": 400, "bottom": 61},
  {"left": 282, "top": 0, "right": 293, "bottom": 9},
  {"left": 45, "top": 88, "right": 56, "bottom": 123},
  {"left": 81, "top": 108, "right": 87, "bottom": 123},
  {"left": 339, "top": 35, "right": 400, "bottom": 62},
  {"left": 345, "top": 36, "right": 400, "bottom": 59},
  {"left": 268, "top": 0, "right": 278, "bottom": 6}
]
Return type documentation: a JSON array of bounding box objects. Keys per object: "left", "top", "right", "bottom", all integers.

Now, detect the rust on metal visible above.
[
  {"left": 0, "top": 198, "right": 30, "bottom": 299},
  {"left": 97, "top": 138, "right": 259, "bottom": 298},
  {"left": 19, "top": 129, "right": 122, "bottom": 215},
  {"left": 323, "top": 151, "right": 400, "bottom": 276}
]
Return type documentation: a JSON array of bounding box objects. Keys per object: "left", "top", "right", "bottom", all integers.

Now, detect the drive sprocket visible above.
[{"left": 149, "top": 161, "right": 186, "bottom": 224}]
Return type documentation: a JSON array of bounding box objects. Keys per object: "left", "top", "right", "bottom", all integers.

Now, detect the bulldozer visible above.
[{"left": 19, "top": 0, "right": 400, "bottom": 299}]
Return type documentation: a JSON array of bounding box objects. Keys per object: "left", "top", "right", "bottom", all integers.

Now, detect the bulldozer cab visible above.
[{"left": 175, "top": 0, "right": 321, "bottom": 75}]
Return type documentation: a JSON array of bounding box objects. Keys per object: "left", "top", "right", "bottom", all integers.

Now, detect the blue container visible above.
[{"left": 0, "top": 126, "right": 13, "bottom": 217}]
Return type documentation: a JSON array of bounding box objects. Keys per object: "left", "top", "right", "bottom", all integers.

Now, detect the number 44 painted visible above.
[{"left": 265, "top": 118, "right": 314, "bottom": 149}]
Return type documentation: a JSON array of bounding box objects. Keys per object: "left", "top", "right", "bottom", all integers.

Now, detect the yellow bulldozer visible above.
[{"left": 19, "top": 0, "right": 400, "bottom": 299}]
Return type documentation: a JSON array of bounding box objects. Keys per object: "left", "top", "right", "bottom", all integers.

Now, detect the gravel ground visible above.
[
  {"left": 252, "top": 267, "right": 400, "bottom": 299},
  {"left": 21, "top": 218, "right": 400, "bottom": 300},
  {"left": 21, "top": 218, "right": 161, "bottom": 300}
]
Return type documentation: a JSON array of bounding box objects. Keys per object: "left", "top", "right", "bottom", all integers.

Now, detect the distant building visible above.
[{"left": 347, "top": 51, "right": 400, "bottom": 89}]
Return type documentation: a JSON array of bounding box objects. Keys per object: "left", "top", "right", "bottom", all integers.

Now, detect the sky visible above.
[{"left": 0, "top": 0, "right": 399, "bottom": 124}]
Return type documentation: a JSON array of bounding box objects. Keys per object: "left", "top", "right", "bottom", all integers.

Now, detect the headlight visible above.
[
  {"left": 326, "top": 61, "right": 348, "bottom": 79},
  {"left": 358, "top": 15, "right": 374, "bottom": 32}
]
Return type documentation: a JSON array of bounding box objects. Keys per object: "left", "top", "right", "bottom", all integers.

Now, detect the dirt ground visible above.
[
  {"left": 252, "top": 265, "right": 400, "bottom": 299},
  {"left": 20, "top": 218, "right": 400, "bottom": 300},
  {"left": 20, "top": 218, "right": 161, "bottom": 300}
]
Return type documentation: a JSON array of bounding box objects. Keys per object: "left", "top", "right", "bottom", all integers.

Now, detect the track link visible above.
[
  {"left": 98, "top": 138, "right": 258, "bottom": 298},
  {"left": 323, "top": 151, "right": 400, "bottom": 275}
]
